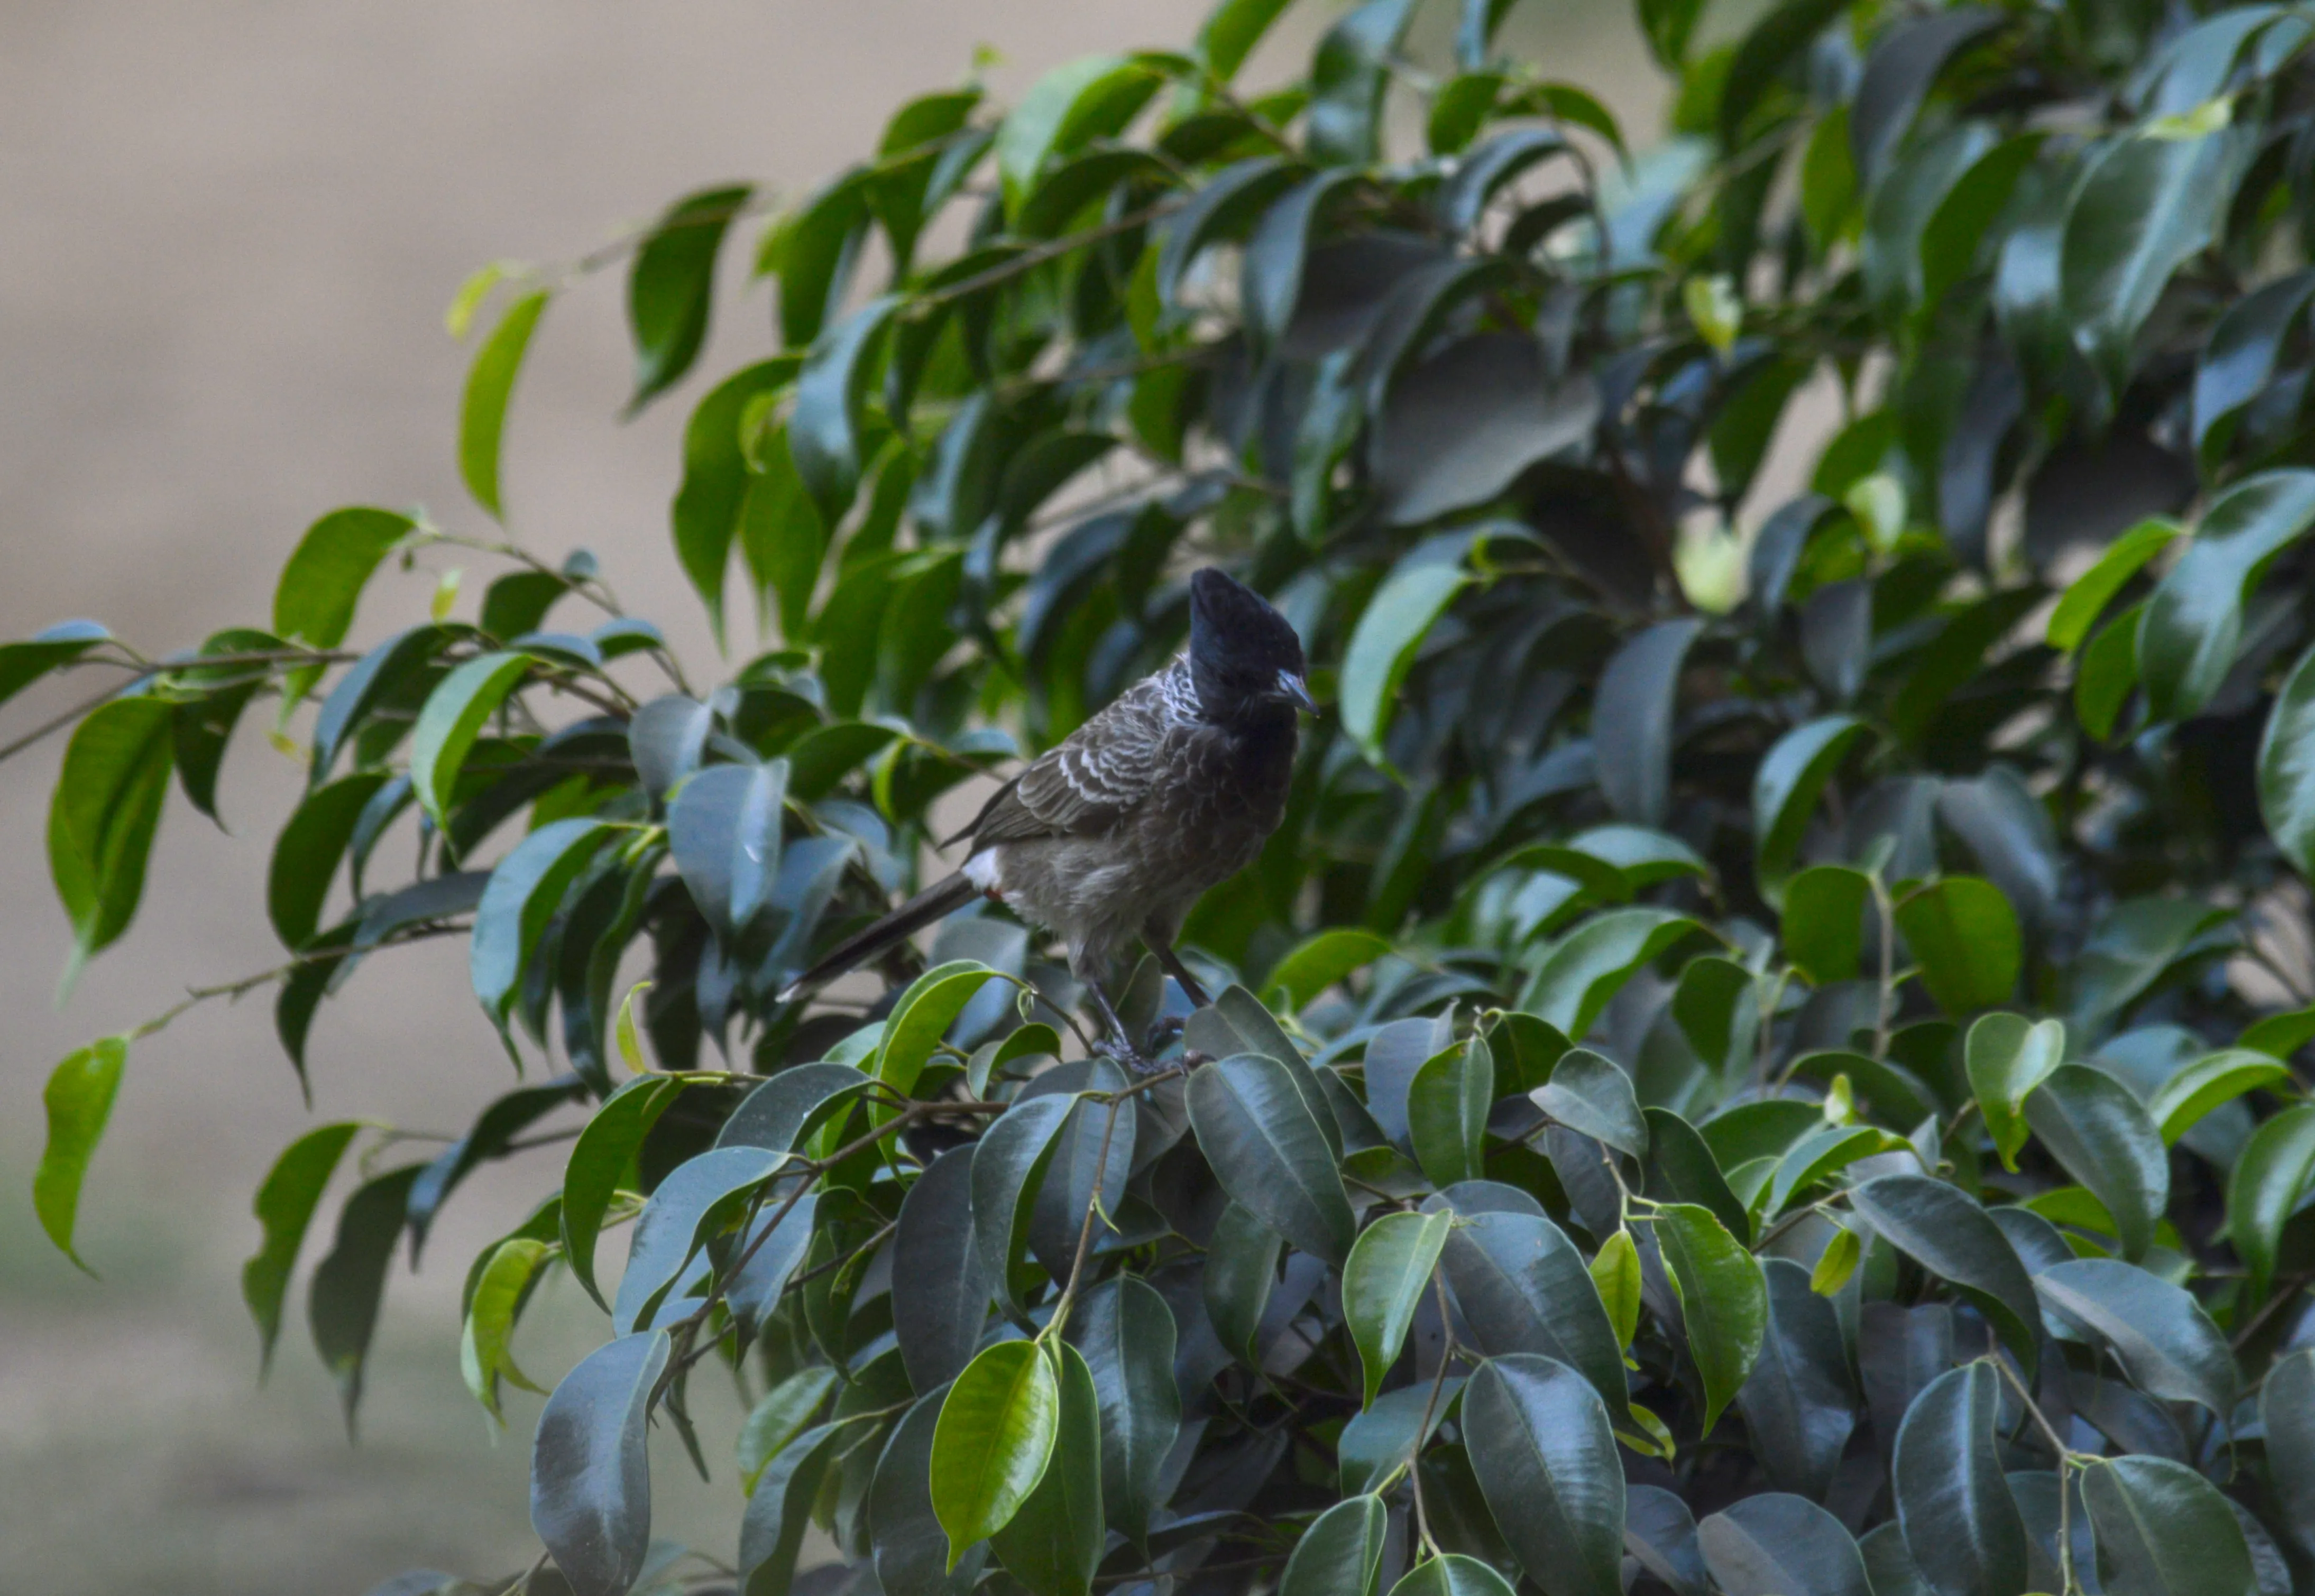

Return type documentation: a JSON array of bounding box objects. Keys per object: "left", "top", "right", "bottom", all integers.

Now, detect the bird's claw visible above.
[{"left": 1094, "top": 1034, "right": 1163, "bottom": 1075}]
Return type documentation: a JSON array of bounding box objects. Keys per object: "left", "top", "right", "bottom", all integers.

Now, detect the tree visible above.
[{"left": 15, "top": 0, "right": 2315, "bottom": 1590}]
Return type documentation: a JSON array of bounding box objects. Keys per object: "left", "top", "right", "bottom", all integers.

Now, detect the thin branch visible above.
[
  {"left": 914, "top": 198, "right": 1184, "bottom": 312},
  {"left": 1045, "top": 1095, "right": 1127, "bottom": 1344}
]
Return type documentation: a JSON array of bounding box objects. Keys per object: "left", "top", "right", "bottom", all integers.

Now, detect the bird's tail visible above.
[{"left": 780, "top": 871, "right": 980, "bottom": 1000}]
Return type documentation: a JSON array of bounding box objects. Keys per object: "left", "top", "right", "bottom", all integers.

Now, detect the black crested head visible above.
[{"left": 1187, "top": 567, "right": 1313, "bottom": 726}]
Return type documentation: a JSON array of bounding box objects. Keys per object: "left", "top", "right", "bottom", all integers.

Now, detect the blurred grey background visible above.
[{"left": 0, "top": 3, "right": 1648, "bottom": 1589}]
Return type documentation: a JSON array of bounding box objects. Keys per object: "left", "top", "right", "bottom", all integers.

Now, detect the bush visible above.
[{"left": 18, "top": 0, "right": 2315, "bottom": 1591}]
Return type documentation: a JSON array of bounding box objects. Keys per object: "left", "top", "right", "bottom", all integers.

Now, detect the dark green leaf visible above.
[
  {"left": 1699, "top": 1494, "right": 1872, "bottom": 1596},
  {"left": 1341, "top": 1378, "right": 1462, "bottom": 1495},
  {"left": 0, "top": 619, "right": 109, "bottom": 712},
  {"left": 2035, "top": 1258, "right": 2235, "bottom": 1418},
  {"left": 1186, "top": 1052, "right": 1357, "bottom": 1266},
  {"left": 873, "top": 1392, "right": 989, "bottom": 1596},
  {"left": 1438, "top": 1209, "right": 1631, "bottom": 1423},
  {"left": 460, "top": 289, "right": 549, "bottom": 519},
  {"left": 1410, "top": 1037, "right": 1494, "bottom": 1188},
  {"left": 1850, "top": 8, "right": 2005, "bottom": 184},
  {"left": 1738, "top": 1259, "right": 1855, "bottom": 1499},
  {"left": 1205, "top": 1197, "right": 1283, "bottom": 1365},
  {"left": 1783, "top": 865, "right": 1873, "bottom": 986},
  {"left": 667, "top": 760, "right": 788, "bottom": 944},
  {"left": 789, "top": 294, "right": 902, "bottom": 526},
  {"left": 2260, "top": 1349, "right": 2315, "bottom": 1561},
  {"left": 1895, "top": 878, "right": 2020, "bottom": 1014},
  {"left": 1532, "top": 1048, "right": 1647, "bottom": 1160},
  {"left": 2079, "top": 1455, "right": 2257, "bottom": 1596},
  {"left": 971, "top": 1093, "right": 1075, "bottom": 1318},
  {"left": 1067, "top": 1275, "right": 1179, "bottom": 1545},
  {"left": 1643, "top": 1108, "right": 1752, "bottom": 1242},
  {"left": 990, "top": 1340, "right": 1103, "bottom": 1596},
  {"left": 408, "top": 651, "right": 531, "bottom": 828},
  {"left": 895, "top": 1146, "right": 991, "bottom": 1392},
  {"left": 738, "top": 1418, "right": 846, "bottom": 1596},
  {"left": 994, "top": 54, "right": 1164, "bottom": 209},
  {"left": 1373, "top": 338, "right": 1599, "bottom": 528},
  {"left": 1463, "top": 1353, "right": 1625, "bottom": 1596},
  {"left": 2048, "top": 519, "right": 2178, "bottom": 653},
  {"left": 1344, "top": 1209, "right": 1452, "bottom": 1406},
  {"left": 1966, "top": 1012, "right": 2066, "bottom": 1170},
  {"left": 1754, "top": 717, "right": 1874, "bottom": 903},
  {"left": 611, "top": 1144, "right": 784, "bottom": 1333},
  {"left": 1594, "top": 618, "right": 1702, "bottom": 828},
  {"left": 1848, "top": 1175, "right": 2038, "bottom": 1366},
  {"left": 1340, "top": 550, "right": 1469, "bottom": 765},
  {"left": 2194, "top": 272, "right": 2315, "bottom": 471},
  {"left": 468, "top": 818, "right": 616, "bottom": 1032},
  {"left": 530, "top": 1329, "right": 671, "bottom": 1596},
  {"left": 308, "top": 1163, "right": 424, "bottom": 1435},
  {"left": 1197, "top": 0, "right": 1294, "bottom": 79},
  {"left": 2258, "top": 639, "right": 2315, "bottom": 880},
  {"left": 242, "top": 1121, "right": 361, "bottom": 1370},
  {"left": 1390, "top": 1556, "right": 1519, "bottom": 1596},
  {"left": 2226, "top": 1103, "right": 2315, "bottom": 1297},
  {"left": 1282, "top": 1494, "right": 1389, "bottom": 1596},
  {"left": 1893, "top": 1362, "right": 2028, "bottom": 1596},
  {"left": 2023, "top": 1066, "right": 2169, "bottom": 1261},
  {"left": 1523, "top": 909, "right": 1705, "bottom": 1039},
  {"left": 878, "top": 960, "right": 1007, "bottom": 1104},
  {"left": 1722, "top": 0, "right": 1858, "bottom": 143},
  {"left": 2139, "top": 469, "right": 2315, "bottom": 722},
  {"left": 561, "top": 1076, "right": 686, "bottom": 1313},
  {"left": 1307, "top": 0, "right": 1419, "bottom": 165},
  {"left": 628, "top": 695, "right": 714, "bottom": 804},
  {"left": 2062, "top": 130, "right": 2235, "bottom": 397},
  {"left": 268, "top": 772, "right": 389, "bottom": 951},
  {"left": 33, "top": 1036, "right": 128, "bottom": 1271},
  {"left": 2146, "top": 1049, "right": 2290, "bottom": 1145},
  {"left": 626, "top": 184, "right": 751, "bottom": 413}
]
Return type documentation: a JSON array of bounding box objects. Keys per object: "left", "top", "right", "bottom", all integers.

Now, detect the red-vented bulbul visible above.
[{"left": 783, "top": 567, "right": 1313, "bottom": 1066}]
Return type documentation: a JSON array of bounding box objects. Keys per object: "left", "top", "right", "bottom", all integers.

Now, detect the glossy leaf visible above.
[
  {"left": 1848, "top": 1175, "right": 2038, "bottom": 1366},
  {"left": 895, "top": 1146, "right": 991, "bottom": 1392},
  {"left": 273, "top": 506, "right": 413, "bottom": 648},
  {"left": 1410, "top": 1037, "right": 1494, "bottom": 1188},
  {"left": 409, "top": 651, "right": 531, "bottom": 828},
  {"left": 610, "top": 1144, "right": 784, "bottom": 1333},
  {"left": 468, "top": 818, "right": 614, "bottom": 1032},
  {"left": 1699, "top": 1494, "right": 1871, "bottom": 1596},
  {"left": 1524, "top": 909, "right": 1704, "bottom": 1039},
  {"left": 561, "top": 1076, "right": 686, "bottom": 1313},
  {"left": 1391, "top": 1556, "right": 1519, "bottom": 1596},
  {"left": 1596, "top": 619, "right": 1702, "bottom": 828},
  {"left": 1186, "top": 1052, "right": 1356, "bottom": 1266},
  {"left": 1438, "top": 1208, "right": 1631, "bottom": 1422},
  {"left": 1965, "top": 1013, "right": 2065, "bottom": 1171},
  {"left": 1281, "top": 1493, "right": 1390, "bottom": 1596},
  {"left": 48, "top": 696, "right": 173, "bottom": 967},
  {"left": 2079, "top": 1455, "right": 2257, "bottom": 1596},
  {"left": 2261, "top": 1349, "right": 2315, "bottom": 1560},
  {"left": 242, "top": 1120, "right": 362, "bottom": 1370},
  {"left": 1340, "top": 553, "right": 1468, "bottom": 766},
  {"left": 530, "top": 1330, "right": 671, "bottom": 1596},
  {"left": 2023, "top": 1066, "right": 2169, "bottom": 1261},
  {"left": 1068, "top": 1275, "right": 1179, "bottom": 1545},
  {"left": 1737, "top": 1258, "right": 1855, "bottom": 1499},
  {"left": 1754, "top": 717, "right": 1873, "bottom": 903},
  {"left": 2139, "top": 470, "right": 2315, "bottom": 723},
  {"left": 2226, "top": 1103, "right": 2315, "bottom": 1296},
  {"left": 461, "top": 1236, "right": 551, "bottom": 1420},
  {"left": 1307, "top": 0, "right": 1418, "bottom": 166},
  {"left": 1783, "top": 865, "right": 1872, "bottom": 986},
  {"left": 1655, "top": 1203, "right": 1766, "bottom": 1434},
  {"left": 931, "top": 1340, "right": 1060, "bottom": 1567},
  {"left": 989, "top": 1341, "right": 1103, "bottom": 1596},
  {"left": 1895, "top": 879, "right": 2020, "bottom": 1015},
  {"left": 666, "top": 761, "right": 788, "bottom": 946},
  {"left": 2048, "top": 519, "right": 2178, "bottom": 652},
  {"left": 2061, "top": 128, "right": 2233, "bottom": 396},
  {"left": 460, "top": 289, "right": 549, "bottom": 519},
  {"left": 1464, "top": 1353, "right": 1625, "bottom": 1596},
  {"left": 626, "top": 184, "right": 750, "bottom": 413},
  {"left": 308, "top": 1163, "right": 425, "bottom": 1435},
  {"left": 1344, "top": 1209, "right": 1451, "bottom": 1406},
  {"left": 2035, "top": 1258, "right": 2236, "bottom": 1419},
  {"left": 1531, "top": 1048, "right": 1647, "bottom": 1161},
  {"left": 970, "top": 1092, "right": 1074, "bottom": 1320},
  {"left": 1892, "top": 1363, "right": 2028, "bottom": 1596},
  {"left": 2258, "top": 638, "right": 2315, "bottom": 880}
]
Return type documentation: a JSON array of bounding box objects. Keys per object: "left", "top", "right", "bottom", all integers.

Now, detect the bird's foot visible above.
[
  {"left": 1143, "top": 1013, "right": 1186, "bottom": 1056},
  {"left": 1094, "top": 1033, "right": 1164, "bottom": 1076}
]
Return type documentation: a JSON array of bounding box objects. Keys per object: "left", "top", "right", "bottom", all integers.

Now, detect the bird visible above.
[{"left": 782, "top": 566, "right": 1315, "bottom": 1068}]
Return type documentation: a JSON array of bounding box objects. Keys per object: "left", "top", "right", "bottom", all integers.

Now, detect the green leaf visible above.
[
  {"left": 1737, "top": 1258, "right": 1855, "bottom": 1498},
  {"left": 2226, "top": 1102, "right": 2315, "bottom": 1296},
  {"left": 1850, "top": 7, "right": 2006, "bottom": 184},
  {"left": 468, "top": 818, "right": 616, "bottom": 1032},
  {"left": 1372, "top": 340, "right": 1600, "bottom": 527},
  {"left": 530, "top": 1329, "right": 670, "bottom": 1596},
  {"left": 971, "top": 1094, "right": 1075, "bottom": 1320},
  {"left": 2062, "top": 128, "right": 2235, "bottom": 397},
  {"left": 2139, "top": 470, "right": 2315, "bottom": 722},
  {"left": 2048, "top": 518, "right": 2179, "bottom": 652},
  {"left": 611, "top": 1144, "right": 785, "bottom": 1334},
  {"left": 560, "top": 1075, "right": 686, "bottom": 1312},
  {"left": 1763, "top": 1125, "right": 1899, "bottom": 1219},
  {"left": 2194, "top": 270, "right": 2315, "bottom": 471},
  {"left": 459, "top": 290, "right": 549, "bottom": 519},
  {"left": 1655, "top": 1202, "right": 1766, "bottom": 1433},
  {"left": 2147, "top": 1049, "right": 2292, "bottom": 1143},
  {"left": 2076, "top": 601, "right": 2144, "bottom": 742},
  {"left": 1390, "top": 1556, "right": 1520, "bottom": 1596},
  {"left": 1463, "top": 1353, "right": 1626, "bottom": 1596},
  {"left": 1204, "top": 1198, "right": 1282, "bottom": 1366},
  {"left": 1892, "top": 1363, "right": 2029, "bottom": 1596},
  {"left": 1721, "top": 0, "right": 1858, "bottom": 144},
  {"left": 1590, "top": 1229, "right": 1641, "bottom": 1349},
  {"left": 47, "top": 696, "right": 174, "bottom": 968},
  {"left": 1437, "top": 1209, "right": 1632, "bottom": 1423},
  {"left": 739, "top": 1419, "right": 847, "bottom": 1594},
  {"left": 871, "top": 1391, "right": 990, "bottom": 1594},
  {"left": 668, "top": 356, "right": 799, "bottom": 647},
  {"left": 267, "top": 772, "right": 389, "bottom": 951},
  {"left": 789, "top": 293, "right": 903, "bottom": 527},
  {"left": 273, "top": 506, "right": 415, "bottom": 648},
  {"left": 1596, "top": 619, "right": 1703, "bottom": 828},
  {"left": 2261, "top": 1349, "right": 2315, "bottom": 1561},
  {"left": 1067, "top": 1275, "right": 1179, "bottom": 1546},
  {"left": 408, "top": 651, "right": 531, "bottom": 829},
  {"left": 33, "top": 1036, "right": 128, "bottom": 1271},
  {"left": 1340, "top": 556, "right": 1468, "bottom": 766},
  {"left": 1965, "top": 1012, "right": 2065, "bottom": 1170},
  {"left": 1266, "top": 927, "right": 1393, "bottom": 1010},
  {"left": 1783, "top": 864, "right": 1873, "bottom": 985},
  {"left": 1187, "top": 1052, "right": 1357, "bottom": 1266},
  {"left": 2259, "top": 638, "right": 2315, "bottom": 880},
  {"left": 242, "top": 1120, "right": 361, "bottom": 1370},
  {"left": 1197, "top": 0, "right": 1294, "bottom": 79},
  {"left": 461, "top": 1236, "right": 551, "bottom": 1420},
  {"left": 1524, "top": 909, "right": 1704, "bottom": 1039},
  {"left": 932, "top": 1340, "right": 1061, "bottom": 1567},
  {"left": 308, "top": 1163, "right": 425, "bottom": 1435},
  {"left": 625, "top": 184, "right": 751, "bottom": 413},
  {"left": 1410, "top": 1036, "right": 1494, "bottom": 1188},
  {"left": 1699, "top": 1493, "right": 1871, "bottom": 1596},
  {"left": 896, "top": 1145, "right": 993, "bottom": 1392},
  {"left": 990, "top": 1341, "right": 1104, "bottom": 1596},
  {"left": 1895, "top": 878, "right": 2020, "bottom": 1014},
  {"left": 0, "top": 620, "right": 111, "bottom": 712},
  {"left": 1862, "top": 124, "right": 1993, "bottom": 320},
  {"left": 995, "top": 55, "right": 1163, "bottom": 210},
  {"left": 2079, "top": 1455, "right": 2258, "bottom": 1596},
  {"left": 1282, "top": 1494, "right": 1390, "bottom": 1596},
  {"left": 1308, "top": 0, "right": 1419, "bottom": 165},
  {"left": 877, "top": 960, "right": 1006, "bottom": 1104},
  {"left": 1644, "top": 1107, "right": 1753, "bottom": 1242},
  {"left": 1848, "top": 1175, "right": 2038, "bottom": 1367},
  {"left": 2024, "top": 1066, "right": 2169, "bottom": 1261},
  {"left": 1345, "top": 1210, "right": 1452, "bottom": 1406},
  {"left": 666, "top": 760, "right": 789, "bottom": 947},
  {"left": 2035, "top": 1258, "right": 2237, "bottom": 1418},
  {"left": 1753, "top": 716, "right": 1874, "bottom": 904},
  {"left": 1532, "top": 1048, "right": 1648, "bottom": 1160},
  {"left": 738, "top": 1366, "right": 837, "bottom": 1494}
]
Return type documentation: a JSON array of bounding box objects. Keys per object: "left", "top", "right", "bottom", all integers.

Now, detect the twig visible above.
[
  {"left": 1045, "top": 1095, "right": 1127, "bottom": 1344},
  {"left": 914, "top": 198, "right": 1184, "bottom": 312}
]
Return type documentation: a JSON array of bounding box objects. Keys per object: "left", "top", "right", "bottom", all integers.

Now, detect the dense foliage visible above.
[{"left": 18, "top": 0, "right": 2315, "bottom": 1591}]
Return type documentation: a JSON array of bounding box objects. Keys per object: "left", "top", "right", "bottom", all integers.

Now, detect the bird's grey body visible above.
[
  {"left": 783, "top": 566, "right": 1310, "bottom": 1063},
  {"left": 957, "top": 656, "right": 1293, "bottom": 985}
]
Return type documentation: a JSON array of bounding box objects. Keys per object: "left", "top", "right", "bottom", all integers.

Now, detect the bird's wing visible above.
[{"left": 953, "top": 674, "right": 1172, "bottom": 847}]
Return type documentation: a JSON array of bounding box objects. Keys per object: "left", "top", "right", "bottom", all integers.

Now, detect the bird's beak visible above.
[{"left": 1277, "top": 668, "right": 1318, "bottom": 714}]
